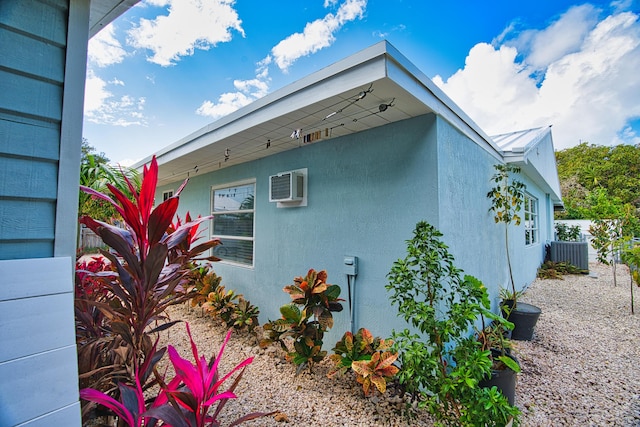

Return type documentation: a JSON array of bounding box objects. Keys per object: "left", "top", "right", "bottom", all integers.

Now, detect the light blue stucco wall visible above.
[
  {"left": 158, "top": 114, "right": 438, "bottom": 343},
  {"left": 157, "top": 113, "right": 553, "bottom": 344},
  {"left": 435, "top": 119, "right": 506, "bottom": 310}
]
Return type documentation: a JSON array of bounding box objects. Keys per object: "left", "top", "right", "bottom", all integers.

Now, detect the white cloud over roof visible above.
[{"left": 433, "top": 7, "right": 640, "bottom": 149}]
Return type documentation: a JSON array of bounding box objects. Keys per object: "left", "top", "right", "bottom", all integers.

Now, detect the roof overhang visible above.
[
  {"left": 135, "top": 41, "right": 504, "bottom": 187},
  {"left": 493, "top": 126, "right": 564, "bottom": 208},
  {"left": 89, "top": 0, "right": 140, "bottom": 38}
]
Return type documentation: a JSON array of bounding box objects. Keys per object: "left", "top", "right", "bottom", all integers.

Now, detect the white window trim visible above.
[
  {"left": 210, "top": 179, "right": 256, "bottom": 268},
  {"left": 162, "top": 189, "right": 174, "bottom": 201},
  {"left": 524, "top": 193, "right": 539, "bottom": 246}
]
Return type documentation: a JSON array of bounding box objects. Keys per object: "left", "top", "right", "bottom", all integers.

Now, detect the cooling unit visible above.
[{"left": 269, "top": 171, "right": 304, "bottom": 202}]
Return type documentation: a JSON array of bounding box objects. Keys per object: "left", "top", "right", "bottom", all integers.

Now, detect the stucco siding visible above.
[
  {"left": 435, "top": 118, "right": 506, "bottom": 307},
  {"left": 158, "top": 114, "right": 439, "bottom": 341}
]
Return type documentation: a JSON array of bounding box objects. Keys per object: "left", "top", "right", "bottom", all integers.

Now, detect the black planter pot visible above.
[
  {"left": 479, "top": 351, "right": 519, "bottom": 406},
  {"left": 503, "top": 301, "right": 541, "bottom": 341}
]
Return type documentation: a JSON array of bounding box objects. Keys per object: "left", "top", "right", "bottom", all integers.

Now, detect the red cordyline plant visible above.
[
  {"left": 81, "top": 324, "right": 274, "bottom": 427},
  {"left": 77, "top": 155, "right": 221, "bottom": 405}
]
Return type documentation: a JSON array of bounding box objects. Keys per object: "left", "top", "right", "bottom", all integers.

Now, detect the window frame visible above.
[
  {"left": 524, "top": 193, "right": 539, "bottom": 246},
  {"left": 162, "top": 190, "right": 174, "bottom": 201},
  {"left": 210, "top": 179, "right": 256, "bottom": 267}
]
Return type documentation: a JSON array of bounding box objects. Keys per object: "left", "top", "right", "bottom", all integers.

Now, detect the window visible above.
[
  {"left": 524, "top": 194, "right": 538, "bottom": 245},
  {"left": 211, "top": 181, "right": 255, "bottom": 266},
  {"left": 162, "top": 190, "right": 173, "bottom": 201}
]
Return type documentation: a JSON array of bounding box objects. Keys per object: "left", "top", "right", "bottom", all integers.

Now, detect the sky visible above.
[{"left": 84, "top": 0, "right": 640, "bottom": 166}]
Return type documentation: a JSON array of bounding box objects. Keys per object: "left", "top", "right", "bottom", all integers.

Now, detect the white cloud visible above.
[
  {"left": 516, "top": 5, "right": 599, "bottom": 69},
  {"left": 434, "top": 8, "right": 640, "bottom": 149},
  {"left": 128, "top": 0, "right": 244, "bottom": 66},
  {"left": 84, "top": 71, "right": 148, "bottom": 127},
  {"left": 197, "top": 0, "right": 367, "bottom": 120},
  {"left": 88, "top": 24, "right": 128, "bottom": 67},
  {"left": 270, "top": 0, "right": 367, "bottom": 72}
]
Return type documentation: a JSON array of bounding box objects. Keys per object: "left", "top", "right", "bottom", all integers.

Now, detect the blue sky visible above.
[{"left": 84, "top": 0, "right": 640, "bottom": 165}]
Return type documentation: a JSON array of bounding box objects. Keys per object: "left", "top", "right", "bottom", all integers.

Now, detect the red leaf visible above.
[
  {"left": 139, "top": 156, "right": 159, "bottom": 229},
  {"left": 148, "top": 197, "right": 179, "bottom": 247}
]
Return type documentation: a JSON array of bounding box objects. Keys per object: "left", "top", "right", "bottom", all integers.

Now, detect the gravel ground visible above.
[{"left": 157, "top": 262, "right": 640, "bottom": 426}]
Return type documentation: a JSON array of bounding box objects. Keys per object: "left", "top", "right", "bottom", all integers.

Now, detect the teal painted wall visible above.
[
  {"left": 158, "top": 113, "right": 553, "bottom": 343},
  {"left": 159, "top": 115, "right": 438, "bottom": 342},
  {"left": 0, "top": 0, "right": 68, "bottom": 259}
]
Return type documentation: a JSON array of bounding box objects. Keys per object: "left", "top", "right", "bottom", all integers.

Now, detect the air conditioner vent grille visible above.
[
  {"left": 271, "top": 174, "right": 293, "bottom": 200},
  {"left": 269, "top": 171, "right": 304, "bottom": 202}
]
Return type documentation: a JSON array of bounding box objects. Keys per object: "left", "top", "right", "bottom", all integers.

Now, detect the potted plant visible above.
[
  {"left": 488, "top": 164, "right": 541, "bottom": 341},
  {"left": 476, "top": 314, "right": 521, "bottom": 406}
]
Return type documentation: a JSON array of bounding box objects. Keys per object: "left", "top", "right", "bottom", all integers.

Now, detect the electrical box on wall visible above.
[
  {"left": 269, "top": 168, "right": 308, "bottom": 207},
  {"left": 344, "top": 256, "right": 358, "bottom": 276}
]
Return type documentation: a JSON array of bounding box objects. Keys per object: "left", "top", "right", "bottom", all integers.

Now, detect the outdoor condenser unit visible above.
[
  {"left": 550, "top": 241, "right": 589, "bottom": 271},
  {"left": 269, "top": 171, "right": 304, "bottom": 202}
]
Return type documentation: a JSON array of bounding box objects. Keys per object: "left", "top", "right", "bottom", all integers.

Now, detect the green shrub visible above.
[{"left": 386, "top": 221, "right": 520, "bottom": 426}]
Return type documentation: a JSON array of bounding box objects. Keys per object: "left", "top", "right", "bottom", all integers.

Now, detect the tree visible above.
[
  {"left": 555, "top": 142, "right": 640, "bottom": 230},
  {"left": 79, "top": 139, "right": 141, "bottom": 222}
]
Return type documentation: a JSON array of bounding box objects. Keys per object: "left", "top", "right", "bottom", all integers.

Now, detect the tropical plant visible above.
[
  {"left": 79, "top": 339, "right": 166, "bottom": 427},
  {"left": 328, "top": 328, "right": 398, "bottom": 395},
  {"left": 488, "top": 164, "right": 527, "bottom": 306},
  {"left": 386, "top": 221, "right": 520, "bottom": 426},
  {"left": 232, "top": 298, "right": 260, "bottom": 333},
  {"left": 189, "top": 265, "right": 223, "bottom": 308},
  {"left": 475, "top": 316, "right": 520, "bottom": 374},
  {"left": 260, "top": 269, "right": 343, "bottom": 373},
  {"left": 351, "top": 350, "right": 400, "bottom": 396},
  {"left": 79, "top": 139, "right": 141, "bottom": 222},
  {"left": 202, "top": 286, "right": 241, "bottom": 327},
  {"left": 81, "top": 324, "right": 274, "bottom": 427},
  {"left": 536, "top": 260, "right": 586, "bottom": 279},
  {"left": 76, "top": 155, "right": 221, "bottom": 416},
  {"left": 554, "top": 223, "right": 582, "bottom": 242}
]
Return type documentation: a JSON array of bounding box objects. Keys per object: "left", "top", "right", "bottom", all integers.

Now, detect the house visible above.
[
  {"left": 0, "top": 1, "right": 140, "bottom": 426},
  {"left": 138, "top": 41, "right": 563, "bottom": 344}
]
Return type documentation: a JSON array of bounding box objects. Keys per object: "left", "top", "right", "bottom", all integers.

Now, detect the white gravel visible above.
[{"left": 157, "top": 262, "right": 640, "bottom": 426}]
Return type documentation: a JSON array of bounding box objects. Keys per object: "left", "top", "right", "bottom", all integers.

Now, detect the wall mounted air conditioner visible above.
[{"left": 269, "top": 171, "right": 304, "bottom": 202}]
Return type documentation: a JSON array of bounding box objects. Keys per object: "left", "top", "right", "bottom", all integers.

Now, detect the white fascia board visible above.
[
  {"left": 136, "top": 40, "right": 504, "bottom": 168},
  {"left": 135, "top": 45, "right": 390, "bottom": 169},
  {"left": 382, "top": 43, "right": 503, "bottom": 161}
]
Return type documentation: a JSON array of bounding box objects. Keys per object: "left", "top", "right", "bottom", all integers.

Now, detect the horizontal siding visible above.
[
  {"left": 0, "top": 0, "right": 68, "bottom": 261},
  {"left": 0, "top": 198, "right": 56, "bottom": 242},
  {"left": 14, "top": 403, "right": 81, "bottom": 427},
  {"left": 0, "top": 112, "right": 61, "bottom": 161},
  {"left": 0, "top": 293, "right": 75, "bottom": 363},
  {"left": 0, "top": 156, "right": 58, "bottom": 199},
  {"left": 0, "top": 241, "right": 54, "bottom": 260},
  {"left": 0, "top": 29, "right": 65, "bottom": 83},
  {"left": 0, "top": 257, "right": 79, "bottom": 426},
  {"left": 0, "top": 345, "right": 80, "bottom": 427},
  {"left": 0, "top": 0, "right": 68, "bottom": 46},
  {"left": 0, "top": 70, "right": 63, "bottom": 122}
]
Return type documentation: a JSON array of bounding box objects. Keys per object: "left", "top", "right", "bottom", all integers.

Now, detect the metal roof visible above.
[
  {"left": 135, "top": 41, "right": 504, "bottom": 186},
  {"left": 492, "top": 126, "right": 552, "bottom": 156}
]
